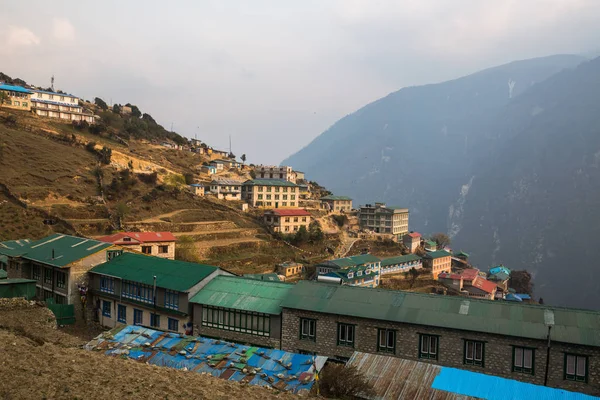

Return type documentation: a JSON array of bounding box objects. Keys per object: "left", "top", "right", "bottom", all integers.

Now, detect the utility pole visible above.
[
  {"left": 50, "top": 75, "right": 55, "bottom": 92},
  {"left": 153, "top": 275, "right": 157, "bottom": 328}
]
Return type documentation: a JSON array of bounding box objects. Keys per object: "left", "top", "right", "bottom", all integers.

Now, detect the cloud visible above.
[
  {"left": 4, "top": 25, "right": 40, "bottom": 47},
  {"left": 52, "top": 18, "right": 75, "bottom": 42}
]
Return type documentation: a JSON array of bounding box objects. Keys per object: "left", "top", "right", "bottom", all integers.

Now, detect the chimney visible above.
[{"left": 51, "top": 249, "right": 55, "bottom": 259}]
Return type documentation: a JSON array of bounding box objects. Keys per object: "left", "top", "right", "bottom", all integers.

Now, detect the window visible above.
[
  {"left": 275, "top": 187, "right": 280, "bottom": 192},
  {"left": 291, "top": 195, "right": 296, "bottom": 200},
  {"left": 133, "top": 309, "right": 143, "bottom": 325},
  {"left": 464, "top": 340, "right": 485, "bottom": 366},
  {"left": 513, "top": 346, "right": 534, "bottom": 374},
  {"left": 283, "top": 187, "right": 288, "bottom": 192},
  {"left": 565, "top": 353, "right": 588, "bottom": 382},
  {"left": 102, "top": 300, "right": 111, "bottom": 317},
  {"left": 377, "top": 329, "right": 396, "bottom": 353},
  {"left": 56, "top": 271, "right": 66, "bottom": 289},
  {"left": 22, "top": 102, "right": 28, "bottom": 107},
  {"left": 107, "top": 249, "right": 122, "bottom": 261},
  {"left": 293, "top": 217, "right": 299, "bottom": 222},
  {"left": 419, "top": 334, "right": 438, "bottom": 359},
  {"left": 266, "top": 194, "right": 272, "bottom": 200},
  {"left": 100, "top": 276, "right": 115, "bottom": 294},
  {"left": 283, "top": 195, "right": 288, "bottom": 200},
  {"left": 60, "top": 96, "right": 65, "bottom": 101},
  {"left": 122, "top": 281, "right": 154, "bottom": 303},
  {"left": 44, "top": 268, "right": 52, "bottom": 284},
  {"left": 300, "top": 318, "right": 316, "bottom": 341},
  {"left": 357, "top": 271, "right": 363, "bottom": 277},
  {"left": 202, "top": 305, "right": 271, "bottom": 337},
  {"left": 165, "top": 290, "right": 179, "bottom": 310},
  {"left": 302, "top": 217, "right": 306, "bottom": 222},
  {"left": 118, "top": 305, "right": 127, "bottom": 323},
  {"left": 141, "top": 246, "right": 152, "bottom": 254},
  {"left": 282, "top": 202, "right": 287, "bottom": 207},
  {"left": 159, "top": 245, "right": 169, "bottom": 254},
  {"left": 290, "top": 202, "right": 296, "bottom": 207},
  {"left": 348, "top": 272, "right": 354, "bottom": 279},
  {"left": 284, "top": 217, "right": 290, "bottom": 223},
  {"left": 258, "top": 186, "right": 263, "bottom": 192},
  {"left": 168, "top": 318, "right": 179, "bottom": 332},
  {"left": 54, "top": 294, "right": 66, "bottom": 304},
  {"left": 258, "top": 194, "right": 263, "bottom": 200},
  {"left": 150, "top": 313, "right": 161, "bottom": 328},
  {"left": 33, "top": 265, "right": 41, "bottom": 280},
  {"left": 49, "top": 94, "right": 54, "bottom": 100},
  {"left": 13, "top": 101, "right": 20, "bottom": 106},
  {"left": 337, "top": 323, "right": 355, "bottom": 347}
]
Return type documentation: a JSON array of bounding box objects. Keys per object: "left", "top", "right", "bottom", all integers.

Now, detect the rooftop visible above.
[
  {"left": 90, "top": 252, "right": 219, "bottom": 292},
  {"left": 267, "top": 209, "right": 311, "bottom": 217},
  {"left": 405, "top": 232, "right": 421, "bottom": 238},
  {"left": 243, "top": 179, "right": 298, "bottom": 187},
  {"left": 0, "top": 234, "right": 112, "bottom": 268},
  {"left": 242, "top": 273, "right": 281, "bottom": 282},
  {"left": 0, "top": 239, "right": 32, "bottom": 257},
  {"left": 31, "top": 89, "right": 77, "bottom": 97},
  {"left": 318, "top": 254, "right": 380, "bottom": 269},
  {"left": 280, "top": 281, "right": 600, "bottom": 347},
  {"left": 470, "top": 277, "right": 498, "bottom": 294},
  {"left": 320, "top": 195, "right": 352, "bottom": 201},
  {"left": 380, "top": 254, "right": 422, "bottom": 267},
  {"left": 424, "top": 250, "right": 452, "bottom": 259},
  {"left": 0, "top": 84, "right": 32, "bottom": 94},
  {"left": 210, "top": 179, "right": 243, "bottom": 185},
  {"left": 97, "top": 232, "right": 176, "bottom": 244},
  {"left": 190, "top": 275, "right": 293, "bottom": 315}
]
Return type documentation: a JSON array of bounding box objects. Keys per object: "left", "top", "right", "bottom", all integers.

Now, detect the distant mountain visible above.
[
  {"left": 283, "top": 55, "right": 586, "bottom": 235},
  {"left": 282, "top": 54, "right": 599, "bottom": 307},
  {"left": 453, "top": 56, "right": 600, "bottom": 308}
]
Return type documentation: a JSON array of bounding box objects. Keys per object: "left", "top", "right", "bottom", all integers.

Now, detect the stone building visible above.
[
  {"left": 263, "top": 208, "right": 311, "bottom": 233},
  {"left": 208, "top": 179, "right": 243, "bottom": 201},
  {"left": 189, "top": 183, "right": 205, "bottom": 196},
  {"left": 253, "top": 165, "right": 297, "bottom": 183},
  {"left": 242, "top": 179, "right": 300, "bottom": 208},
  {"left": 403, "top": 232, "right": 422, "bottom": 253},
  {"left": 190, "top": 275, "right": 293, "bottom": 348},
  {"left": 320, "top": 195, "right": 353, "bottom": 213},
  {"left": 358, "top": 203, "right": 409, "bottom": 237},
  {"left": 89, "top": 252, "right": 229, "bottom": 333},
  {"left": 0, "top": 234, "right": 119, "bottom": 318},
  {"left": 279, "top": 281, "right": 600, "bottom": 396},
  {"left": 97, "top": 232, "right": 177, "bottom": 260}
]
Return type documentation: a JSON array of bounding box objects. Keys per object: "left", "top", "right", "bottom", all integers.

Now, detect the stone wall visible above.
[{"left": 281, "top": 308, "right": 600, "bottom": 396}]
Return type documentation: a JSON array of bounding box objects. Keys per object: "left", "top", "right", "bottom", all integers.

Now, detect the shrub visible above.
[
  {"left": 2, "top": 115, "right": 17, "bottom": 127},
  {"left": 137, "top": 172, "right": 158, "bottom": 185},
  {"left": 319, "top": 363, "right": 375, "bottom": 399},
  {"left": 94, "top": 97, "right": 108, "bottom": 110}
]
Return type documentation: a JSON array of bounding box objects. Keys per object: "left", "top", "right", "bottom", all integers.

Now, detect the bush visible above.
[
  {"left": 98, "top": 146, "right": 112, "bottom": 165},
  {"left": 319, "top": 363, "right": 375, "bottom": 399},
  {"left": 89, "top": 123, "right": 107, "bottom": 135},
  {"left": 184, "top": 172, "right": 195, "bottom": 185},
  {"left": 94, "top": 97, "right": 108, "bottom": 110},
  {"left": 332, "top": 214, "right": 348, "bottom": 227},
  {"left": 2, "top": 115, "right": 17, "bottom": 127},
  {"left": 72, "top": 120, "right": 90, "bottom": 131},
  {"left": 85, "top": 141, "right": 97, "bottom": 153},
  {"left": 137, "top": 172, "right": 158, "bottom": 185}
]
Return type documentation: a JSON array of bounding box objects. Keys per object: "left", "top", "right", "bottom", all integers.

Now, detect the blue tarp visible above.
[
  {"left": 432, "top": 367, "right": 599, "bottom": 400},
  {"left": 86, "top": 325, "right": 326, "bottom": 394}
]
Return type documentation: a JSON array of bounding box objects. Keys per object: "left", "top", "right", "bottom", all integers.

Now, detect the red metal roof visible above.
[
  {"left": 97, "top": 232, "right": 176, "bottom": 244},
  {"left": 471, "top": 277, "right": 497, "bottom": 294},
  {"left": 407, "top": 232, "right": 421, "bottom": 238},
  {"left": 460, "top": 268, "right": 480, "bottom": 281},
  {"left": 268, "top": 209, "right": 311, "bottom": 217}
]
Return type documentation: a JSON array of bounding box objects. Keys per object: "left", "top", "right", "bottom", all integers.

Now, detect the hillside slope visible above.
[
  {"left": 283, "top": 54, "right": 586, "bottom": 233},
  {"left": 453, "top": 56, "right": 600, "bottom": 308}
]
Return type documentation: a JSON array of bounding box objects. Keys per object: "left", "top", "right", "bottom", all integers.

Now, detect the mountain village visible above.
[{"left": 0, "top": 78, "right": 599, "bottom": 398}]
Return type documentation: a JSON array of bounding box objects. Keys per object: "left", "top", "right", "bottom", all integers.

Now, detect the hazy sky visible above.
[{"left": 2, "top": 1, "right": 599, "bottom": 164}]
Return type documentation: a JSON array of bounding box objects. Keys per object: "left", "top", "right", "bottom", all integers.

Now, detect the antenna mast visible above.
[{"left": 51, "top": 75, "right": 55, "bottom": 92}]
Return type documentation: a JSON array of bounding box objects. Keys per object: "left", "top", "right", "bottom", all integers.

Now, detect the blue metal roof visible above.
[
  {"left": 0, "top": 84, "right": 32, "bottom": 94},
  {"left": 86, "top": 325, "right": 327, "bottom": 394},
  {"left": 431, "top": 366, "right": 599, "bottom": 400},
  {"left": 31, "top": 89, "right": 76, "bottom": 97}
]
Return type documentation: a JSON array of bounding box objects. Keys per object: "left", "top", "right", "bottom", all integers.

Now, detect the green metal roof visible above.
[
  {"left": 318, "top": 254, "right": 380, "bottom": 269},
  {"left": 424, "top": 250, "right": 451, "bottom": 259},
  {"left": 189, "top": 275, "right": 293, "bottom": 315},
  {"left": 243, "top": 179, "right": 298, "bottom": 187},
  {"left": 0, "top": 255, "right": 7, "bottom": 265},
  {"left": 1, "top": 234, "right": 112, "bottom": 268},
  {"left": 0, "top": 239, "right": 33, "bottom": 257},
  {"left": 424, "top": 240, "right": 437, "bottom": 247},
  {"left": 0, "top": 278, "right": 36, "bottom": 285},
  {"left": 456, "top": 251, "right": 470, "bottom": 258},
  {"left": 0, "top": 269, "right": 7, "bottom": 279},
  {"left": 243, "top": 273, "right": 281, "bottom": 282},
  {"left": 380, "top": 254, "right": 422, "bottom": 267},
  {"left": 320, "top": 195, "right": 352, "bottom": 201},
  {"left": 90, "top": 252, "right": 218, "bottom": 292},
  {"left": 281, "top": 281, "right": 600, "bottom": 347}
]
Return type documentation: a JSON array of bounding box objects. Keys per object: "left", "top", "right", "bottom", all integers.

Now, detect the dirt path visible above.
[
  {"left": 194, "top": 237, "right": 264, "bottom": 249},
  {"left": 129, "top": 208, "right": 197, "bottom": 224},
  {"left": 173, "top": 228, "right": 256, "bottom": 237}
]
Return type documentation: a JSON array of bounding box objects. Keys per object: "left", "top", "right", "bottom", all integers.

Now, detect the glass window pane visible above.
[
  {"left": 466, "top": 341, "right": 474, "bottom": 359},
  {"left": 421, "top": 336, "right": 428, "bottom": 353},
  {"left": 348, "top": 326, "right": 354, "bottom": 342},
  {"left": 576, "top": 357, "right": 586, "bottom": 376},
  {"left": 566, "top": 355, "right": 576, "bottom": 375},
  {"left": 523, "top": 349, "right": 532, "bottom": 368},
  {"left": 475, "top": 343, "right": 483, "bottom": 360},
  {"left": 430, "top": 337, "right": 437, "bottom": 354},
  {"left": 387, "top": 331, "right": 394, "bottom": 348},
  {"left": 514, "top": 348, "right": 523, "bottom": 367}
]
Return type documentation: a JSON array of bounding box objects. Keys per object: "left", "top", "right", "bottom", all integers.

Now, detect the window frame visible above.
[
  {"left": 419, "top": 334, "right": 439, "bottom": 360},
  {"left": 100, "top": 276, "right": 115, "bottom": 294},
  {"left": 377, "top": 328, "right": 396, "bottom": 353},
  {"left": 102, "top": 300, "right": 111, "bottom": 317},
  {"left": 337, "top": 323, "right": 355, "bottom": 347},
  {"left": 168, "top": 318, "right": 179, "bottom": 332},
  {"left": 44, "top": 268, "right": 52, "bottom": 284},
  {"left": 150, "top": 313, "right": 161, "bottom": 328},
  {"left": 299, "top": 318, "right": 317, "bottom": 341},
  {"left": 463, "top": 339, "right": 485, "bottom": 367},
  {"left": 56, "top": 271, "right": 66, "bottom": 289},
  {"left": 117, "top": 304, "right": 127, "bottom": 323},
  {"left": 141, "top": 246, "right": 152, "bottom": 254},
  {"left": 158, "top": 245, "right": 169, "bottom": 254},
  {"left": 512, "top": 346, "right": 535, "bottom": 375},
  {"left": 165, "top": 290, "right": 179, "bottom": 310},
  {"left": 564, "top": 353, "right": 588, "bottom": 383},
  {"left": 201, "top": 305, "right": 271, "bottom": 337},
  {"left": 133, "top": 309, "right": 143, "bottom": 325}
]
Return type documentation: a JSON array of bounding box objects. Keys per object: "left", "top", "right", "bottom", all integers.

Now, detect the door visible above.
[{"left": 275, "top": 202, "right": 279, "bottom": 208}]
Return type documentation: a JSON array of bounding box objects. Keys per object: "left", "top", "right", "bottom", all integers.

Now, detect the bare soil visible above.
[{"left": 0, "top": 299, "right": 302, "bottom": 400}]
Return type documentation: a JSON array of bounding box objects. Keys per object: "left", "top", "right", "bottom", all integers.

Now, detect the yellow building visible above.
[
  {"left": 0, "top": 84, "right": 32, "bottom": 111},
  {"left": 423, "top": 250, "right": 452, "bottom": 280},
  {"left": 277, "top": 261, "right": 304, "bottom": 278},
  {"left": 242, "top": 179, "right": 300, "bottom": 208},
  {"left": 263, "top": 208, "right": 311, "bottom": 233}
]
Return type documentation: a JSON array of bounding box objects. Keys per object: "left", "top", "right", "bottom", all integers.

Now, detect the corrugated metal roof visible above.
[
  {"left": 86, "top": 325, "right": 327, "bottom": 394},
  {"left": 190, "top": 276, "right": 292, "bottom": 315},
  {"left": 0, "top": 234, "right": 112, "bottom": 267},
  {"left": 243, "top": 273, "right": 281, "bottom": 282},
  {"left": 349, "top": 352, "right": 598, "bottom": 400},
  {"left": 281, "top": 281, "right": 600, "bottom": 347},
  {"left": 431, "top": 366, "right": 599, "bottom": 400},
  {"left": 0, "top": 84, "right": 32, "bottom": 94},
  {"left": 0, "top": 269, "right": 7, "bottom": 279},
  {"left": 90, "top": 252, "right": 218, "bottom": 292},
  {"left": 380, "top": 254, "right": 422, "bottom": 267},
  {"left": 0, "top": 239, "right": 32, "bottom": 257},
  {"left": 97, "top": 232, "right": 176, "bottom": 244},
  {"left": 320, "top": 195, "right": 352, "bottom": 201},
  {"left": 347, "top": 352, "right": 475, "bottom": 400},
  {"left": 424, "top": 250, "right": 452, "bottom": 259},
  {"left": 243, "top": 179, "right": 298, "bottom": 187},
  {"left": 267, "top": 209, "right": 311, "bottom": 217},
  {"left": 318, "top": 254, "right": 380, "bottom": 269}
]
